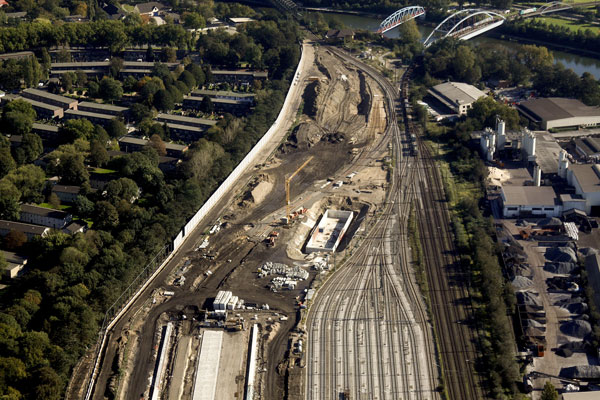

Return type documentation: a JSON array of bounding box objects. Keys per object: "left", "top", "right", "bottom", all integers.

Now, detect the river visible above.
[{"left": 317, "top": 12, "right": 600, "bottom": 79}]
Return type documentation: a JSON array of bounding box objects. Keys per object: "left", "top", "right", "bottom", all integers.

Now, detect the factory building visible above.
[
  {"left": 566, "top": 163, "right": 600, "bottom": 215},
  {"left": 501, "top": 186, "right": 562, "bottom": 218},
  {"left": 517, "top": 97, "right": 600, "bottom": 130},
  {"left": 427, "top": 81, "right": 487, "bottom": 115}
]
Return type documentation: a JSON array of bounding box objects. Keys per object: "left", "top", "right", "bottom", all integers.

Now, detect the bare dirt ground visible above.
[{"left": 100, "top": 46, "right": 392, "bottom": 400}]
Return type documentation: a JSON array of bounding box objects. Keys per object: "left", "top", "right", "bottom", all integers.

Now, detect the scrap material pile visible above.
[{"left": 259, "top": 262, "right": 309, "bottom": 291}]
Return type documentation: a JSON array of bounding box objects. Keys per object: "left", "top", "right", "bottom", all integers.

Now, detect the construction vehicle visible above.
[
  {"left": 285, "top": 156, "right": 313, "bottom": 223},
  {"left": 519, "top": 228, "right": 555, "bottom": 240},
  {"left": 266, "top": 231, "right": 279, "bottom": 247}
]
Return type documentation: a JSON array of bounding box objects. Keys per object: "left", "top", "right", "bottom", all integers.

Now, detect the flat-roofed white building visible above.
[
  {"left": 500, "top": 186, "right": 561, "bottom": 218},
  {"left": 567, "top": 164, "right": 600, "bottom": 215}
]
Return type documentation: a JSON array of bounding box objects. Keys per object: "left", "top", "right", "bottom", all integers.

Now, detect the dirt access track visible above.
[{"left": 74, "top": 44, "right": 392, "bottom": 400}]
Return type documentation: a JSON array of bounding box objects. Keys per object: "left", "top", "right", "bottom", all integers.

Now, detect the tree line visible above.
[
  {"left": 420, "top": 38, "right": 600, "bottom": 107},
  {"left": 424, "top": 98, "right": 525, "bottom": 398},
  {"left": 502, "top": 18, "right": 600, "bottom": 56}
]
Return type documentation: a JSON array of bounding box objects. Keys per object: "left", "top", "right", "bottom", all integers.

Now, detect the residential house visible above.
[
  {"left": 19, "top": 204, "right": 72, "bottom": 229},
  {"left": 22, "top": 88, "right": 78, "bottom": 110},
  {"left": 0, "top": 220, "right": 50, "bottom": 241},
  {"left": 51, "top": 184, "right": 80, "bottom": 203},
  {"left": 2, "top": 251, "right": 27, "bottom": 279}
]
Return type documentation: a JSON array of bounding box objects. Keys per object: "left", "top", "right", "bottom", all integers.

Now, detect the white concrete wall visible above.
[
  {"left": 502, "top": 204, "right": 562, "bottom": 218},
  {"left": 546, "top": 116, "right": 600, "bottom": 130}
]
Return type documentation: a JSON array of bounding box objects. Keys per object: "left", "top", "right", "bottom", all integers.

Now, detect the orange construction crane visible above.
[{"left": 285, "top": 156, "right": 313, "bottom": 222}]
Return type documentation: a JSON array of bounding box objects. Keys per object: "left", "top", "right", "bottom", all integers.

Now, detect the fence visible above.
[{"left": 82, "top": 42, "right": 306, "bottom": 400}]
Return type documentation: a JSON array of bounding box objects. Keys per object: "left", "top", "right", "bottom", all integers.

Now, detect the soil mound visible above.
[{"left": 560, "top": 320, "right": 592, "bottom": 338}]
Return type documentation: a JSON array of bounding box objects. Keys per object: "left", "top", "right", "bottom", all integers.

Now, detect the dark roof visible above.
[
  {"left": 63, "top": 221, "right": 86, "bottom": 234},
  {"left": 156, "top": 113, "right": 216, "bottom": 127},
  {"left": 32, "top": 123, "right": 59, "bottom": 133},
  {"left": 159, "top": 156, "right": 179, "bottom": 164},
  {"left": 101, "top": 2, "right": 120, "bottom": 15},
  {"left": 326, "top": 29, "right": 355, "bottom": 39},
  {"left": 518, "top": 98, "right": 600, "bottom": 122},
  {"left": 22, "top": 88, "right": 77, "bottom": 105},
  {"left": 0, "top": 220, "right": 49, "bottom": 235},
  {"left": 21, "top": 204, "right": 70, "bottom": 219},
  {"left": 17, "top": 97, "right": 62, "bottom": 112},
  {"left": 136, "top": 2, "right": 166, "bottom": 14},
  {"left": 192, "top": 89, "right": 255, "bottom": 99},
  {"left": 64, "top": 109, "right": 116, "bottom": 120},
  {"left": 78, "top": 101, "right": 128, "bottom": 112},
  {"left": 51, "top": 184, "right": 80, "bottom": 194},
  {"left": 3, "top": 251, "right": 27, "bottom": 265}
]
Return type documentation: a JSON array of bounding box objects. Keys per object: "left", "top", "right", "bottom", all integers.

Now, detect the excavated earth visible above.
[{"left": 91, "top": 46, "right": 391, "bottom": 400}]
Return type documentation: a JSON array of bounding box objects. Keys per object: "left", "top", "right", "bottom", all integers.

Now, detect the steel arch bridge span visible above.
[
  {"left": 424, "top": 9, "right": 506, "bottom": 47},
  {"left": 377, "top": 6, "right": 426, "bottom": 34},
  {"left": 537, "top": 1, "right": 572, "bottom": 14}
]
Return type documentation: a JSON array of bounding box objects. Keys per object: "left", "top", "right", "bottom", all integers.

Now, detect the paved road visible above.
[
  {"left": 86, "top": 41, "right": 316, "bottom": 400},
  {"left": 305, "top": 48, "right": 439, "bottom": 400}
]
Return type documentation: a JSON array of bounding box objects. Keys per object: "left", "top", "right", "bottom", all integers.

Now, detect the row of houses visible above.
[
  {"left": 49, "top": 61, "right": 268, "bottom": 84},
  {"left": 2, "top": 88, "right": 130, "bottom": 126}
]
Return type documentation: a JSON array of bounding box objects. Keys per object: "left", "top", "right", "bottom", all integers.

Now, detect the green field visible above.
[{"left": 533, "top": 16, "right": 600, "bottom": 34}]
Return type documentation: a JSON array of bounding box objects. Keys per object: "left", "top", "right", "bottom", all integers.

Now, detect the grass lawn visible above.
[
  {"left": 91, "top": 167, "right": 117, "bottom": 174},
  {"left": 533, "top": 17, "right": 600, "bottom": 34},
  {"left": 424, "top": 139, "right": 482, "bottom": 208},
  {"left": 121, "top": 4, "right": 135, "bottom": 12},
  {"left": 38, "top": 203, "right": 73, "bottom": 211}
]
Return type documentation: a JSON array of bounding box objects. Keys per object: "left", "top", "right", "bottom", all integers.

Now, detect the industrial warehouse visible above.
[{"left": 518, "top": 97, "right": 600, "bottom": 130}]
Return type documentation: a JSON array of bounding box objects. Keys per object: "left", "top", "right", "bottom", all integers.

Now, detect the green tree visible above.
[
  {"left": 106, "top": 119, "right": 126, "bottom": 138},
  {"left": 153, "top": 89, "right": 174, "bottom": 111},
  {"left": 89, "top": 139, "right": 108, "bottom": 166},
  {"left": 541, "top": 381, "right": 558, "bottom": 400},
  {"left": 0, "top": 145, "right": 16, "bottom": 178},
  {"left": 59, "top": 153, "right": 89, "bottom": 185},
  {"left": 3, "top": 165, "right": 45, "bottom": 203},
  {"left": 178, "top": 70, "right": 196, "bottom": 90},
  {"left": 60, "top": 119, "right": 95, "bottom": 142},
  {"left": 98, "top": 77, "right": 123, "bottom": 103},
  {"left": 2, "top": 99, "right": 36, "bottom": 136},
  {"left": 0, "top": 180, "right": 20, "bottom": 220},
  {"left": 94, "top": 201, "right": 119, "bottom": 230},
  {"left": 13, "top": 132, "right": 43, "bottom": 164},
  {"left": 183, "top": 12, "right": 206, "bottom": 29},
  {"left": 149, "top": 134, "right": 166, "bottom": 156},
  {"left": 74, "top": 195, "right": 93, "bottom": 216},
  {"left": 186, "top": 63, "right": 205, "bottom": 87},
  {"left": 200, "top": 96, "right": 214, "bottom": 113}
]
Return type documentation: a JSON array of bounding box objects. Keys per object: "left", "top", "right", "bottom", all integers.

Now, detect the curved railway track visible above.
[{"left": 305, "top": 47, "right": 439, "bottom": 400}]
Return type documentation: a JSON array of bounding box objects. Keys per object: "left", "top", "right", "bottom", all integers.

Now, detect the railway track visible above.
[
  {"left": 305, "top": 47, "right": 439, "bottom": 400},
  {"left": 402, "top": 68, "right": 486, "bottom": 398}
]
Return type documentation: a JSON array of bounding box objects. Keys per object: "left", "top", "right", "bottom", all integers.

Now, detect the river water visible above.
[{"left": 318, "top": 12, "right": 600, "bottom": 79}]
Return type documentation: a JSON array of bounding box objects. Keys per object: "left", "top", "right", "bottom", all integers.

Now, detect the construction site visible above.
[{"left": 84, "top": 44, "right": 395, "bottom": 400}]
